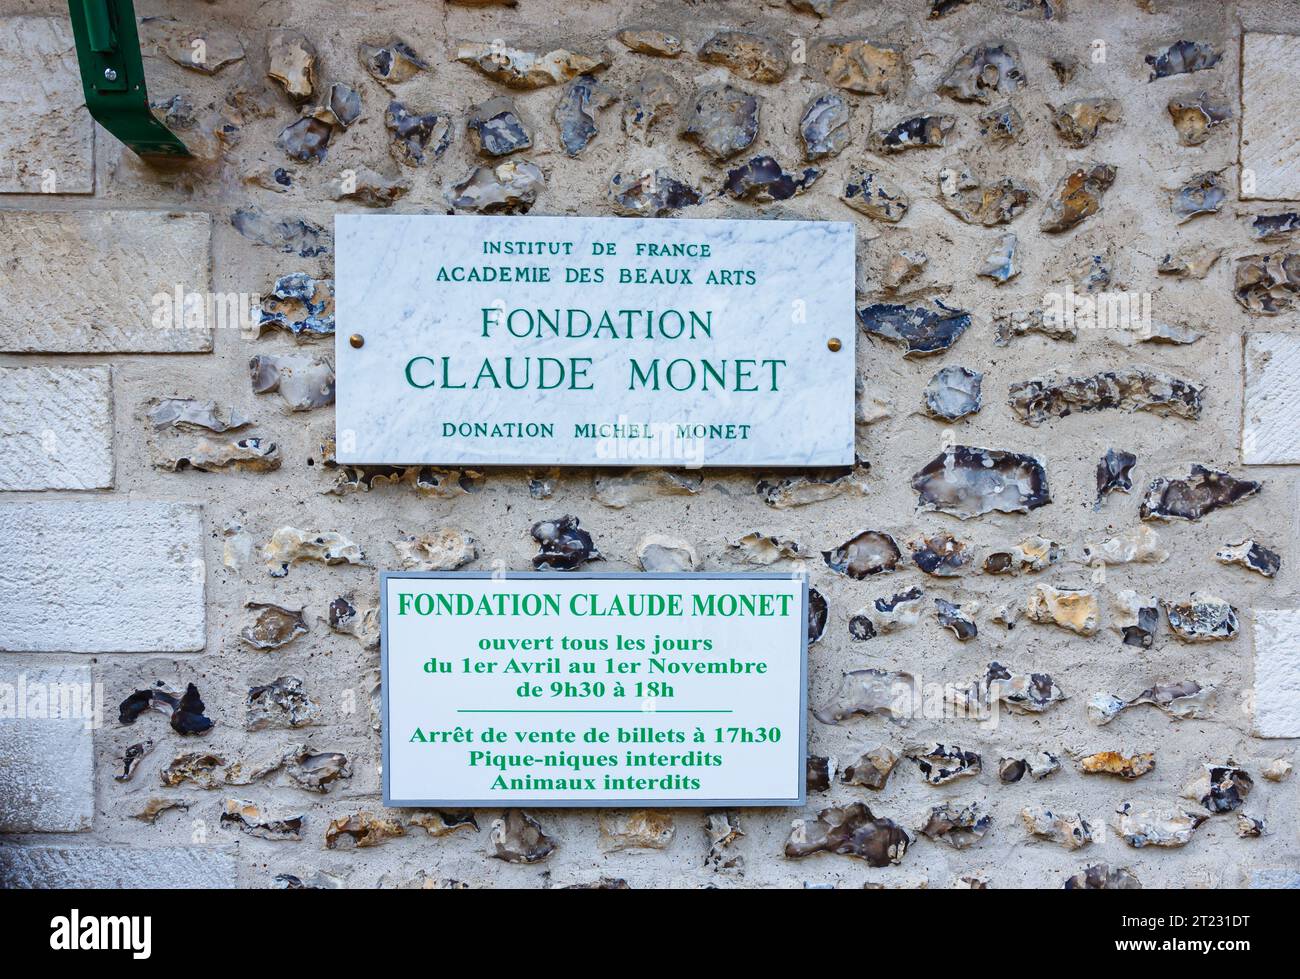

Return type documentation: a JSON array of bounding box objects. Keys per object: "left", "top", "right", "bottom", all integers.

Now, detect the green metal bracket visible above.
[{"left": 67, "top": 0, "right": 192, "bottom": 161}]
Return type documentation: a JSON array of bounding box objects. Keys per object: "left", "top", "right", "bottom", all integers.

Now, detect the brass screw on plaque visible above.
[
  {"left": 349, "top": 333, "right": 365, "bottom": 349},
  {"left": 827, "top": 337, "right": 842, "bottom": 352}
]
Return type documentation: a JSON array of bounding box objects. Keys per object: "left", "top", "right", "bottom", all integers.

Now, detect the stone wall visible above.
[{"left": 1, "top": 0, "right": 1299, "bottom": 889}]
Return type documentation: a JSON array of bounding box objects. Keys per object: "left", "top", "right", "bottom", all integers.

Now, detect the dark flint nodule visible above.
[
  {"left": 1140, "top": 464, "right": 1262, "bottom": 521},
  {"left": 858, "top": 301, "right": 972, "bottom": 356},
  {"left": 256, "top": 272, "right": 334, "bottom": 339},
  {"left": 822, "top": 530, "right": 902, "bottom": 578},
  {"left": 985, "top": 661, "right": 1060, "bottom": 711},
  {"left": 1167, "top": 91, "right": 1231, "bottom": 146},
  {"left": 1004, "top": 0, "right": 1064, "bottom": 17},
  {"left": 842, "top": 166, "right": 910, "bottom": 222},
  {"left": 555, "top": 75, "right": 610, "bottom": 157},
  {"left": 848, "top": 614, "right": 876, "bottom": 640},
  {"left": 468, "top": 96, "right": 532, "bottom": 157},
  {"left": 1163, "top": 596, "right": 1239, "bottom": 641},
  {"left": 231, "top": 206, "right": 328, "bottom": 258},
  {"left": 608, "top": 170, "right": 702, "bottom": 218},
  {"left": 1146, "top": 40, "right": 1222, "bottom": 81},
  {"left": 784, "top": 802, "right": 911, "bottom": 867},
  {"left": 935, "top": 598, "right": 977, "bottom": 640},
  {"left": 1252, "top": 213, "right": 1300, "bottom": 240},
  {"left": 119, "top": 682, "right": 214, "bottom": 735},
  {"left": 938, "top": 43, "right": 1024, "bottom": 103},
  {"left": 277, "top": 116, "right": 331, "bottom": 162},
  {"left": 1122, "top": 605, "right": 1160, "bottom": 648},
  {"left": 929, "top": 0, "right": 973, "bottom": 16},
  {"left": 328, "top": 83, "right": 362, "bottom": 128},
  {"left": 385, "top": 101, "right": 452, "bottom": 165},
  {"left": 841, "top": 748, "right": 896, "bottom": 789},
  {"left": 1040, "top": 163, "right": 1116, "bottom": 232},
  {"left": 912, "top": 445, "right": 1050, "bottom": 518},
  {"left": 911, "top": 533, "right": 970, "bottom": 575},
  {"left": 1009, "top": 368, "right": 1203, "bottom": 426},
  {"left": 800, "top": 93, "right": 851, "bottom": 161},
  {"left": 682, "top": 84, "right": 760, "bottom": 161},
  {"left": 1173, "top": 170, "right": 1226, "bottom": 221},
  {"left": 531, "top": 515, "right": 600, "bottom": 570},
  {"left": 241, "top": 602, "right": 308, "bottom": 649},
  {"left": 1234, "top": 253, "right": 1300, "bottom": 314},
  {"left": 917, "top": 803, "right": 991, "bottom": 849},
  {"left": 329, "top": 596, "right": 358, "bottom": 630},
  {"left": 246, "top": 676, "right": 318, "bottom": 729},
  {"left": 879, "top": 586, "right": 923, "bottom": 611},
  {"left": 807, "top": 755, "right": 833, "bottom": 792},
  {"left": 1000, "top": 758, "right": 1028, "bottom": 783},
  {"left": 492, "top": 809, "right": 555, "bottom": 864},
  {"left": 807, "top": 587, "right": 828, "bottom": 643},
  {"left": 1063, "top": 864, "right": 1141, "bottom": 890},
  {"left": 924, "top": 365, "right": 982, "bottom": 419},
  {"left": 724, "top": 156, "right": 820, "bottom": 202},
  {"left": 1096, "top": 448, "right": 1137, "bottom": 503},
  {"left": 876, "top": 114, "right": 955, "bottom": 151},
  {"left": 362, "top": 39, "right": 428, "bottom": 84},
  {"left": 1196, "top": 766, "right": 1253, "bottom": 813},
  {"left": 908, "top": 744, "right": 981, "bottom": 784},
  {"left": 115, "top": 740, "right": 153, "bottom": 781},
  {"left": 1049, "top": 58, "right": 1077, "bottom": 85},
  {"left": 979, "top": 102, "right": 1021, "bottom": 140},
  {"left": 1222, "top": 541, "right": 1281, "bottom": 577}
]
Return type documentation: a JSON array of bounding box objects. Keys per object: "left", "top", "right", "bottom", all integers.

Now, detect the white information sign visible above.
[
  {"left": 382, "top": 572, "right": 807, "bottom": 807},
  {"left": 335, "top": 214, "right": 856, "bottom": 468}
]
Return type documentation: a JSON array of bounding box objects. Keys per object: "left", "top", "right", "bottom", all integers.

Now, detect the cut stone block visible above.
[
  {"left": 1243, "top": 332, "right": 1300, "bottom": 464},
  {"left": 0, "top": 501, "right": 206, "bottom": 653},
  {"left": 0, "top": 210, "right": 213, "bottom": 353},
  {"left": 1250, "top": 869, "right": 1300, "bottom": 889},
  {"left": 0, "top": 846, "right": 237, "bottom": 888},
  {"left": 1241, "top": 33, "right": 1300, "bottom": 200},
  {"left": 0, "top": 16, "right": 94, "bottom": 194},
  {"left": 0, "top": 664, "right": 94, "bottom": 832},
  {"left": 0, "top": 366, "right": 114, "bottom": 490},
  {"left": 1253, "top": 609, "right": 1300, "bottom": 739}
]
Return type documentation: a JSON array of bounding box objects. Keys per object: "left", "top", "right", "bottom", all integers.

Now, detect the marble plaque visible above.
[{"left": 335, "top": 214, "right": 856, "bottom": 467}]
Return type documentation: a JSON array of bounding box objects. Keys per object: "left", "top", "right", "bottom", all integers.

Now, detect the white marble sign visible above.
[
  {"left": 383, "top": 572, "right": 807, "bottom": 807},
  {"left": 335, "top": 214, "right": 855, "bottom": 467}
]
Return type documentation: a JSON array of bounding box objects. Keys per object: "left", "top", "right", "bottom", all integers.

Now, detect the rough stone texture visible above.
[
  {"left": 0, "top": 0, "right": 1296, "bottom": 890},
  {"left": 0, "top": 502, "right": 205, "bottom": 652},
  {"left": 1253, "top": 610, "right": 1300, "bottom": 738},
  {"left": 0, "top": 845, "right": 237, "bottom": 888},
  {"left": 0, "top": 664, "right": 94, "bottom": 832},
  {"left": 1243, "top": 332, "right": 1300, "bottom": 463},
  {"left": 0, "top": 211, "right": 213, "bottom": 353},
  {"left": 0, "top": 16, "right": 94, "bottom": 194},
  {"left": 0, "top": 366, "right": 114, "bottom": 490},
  {"left": 1241, "top": 32, "right": 1300, "bottom": 199}
]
